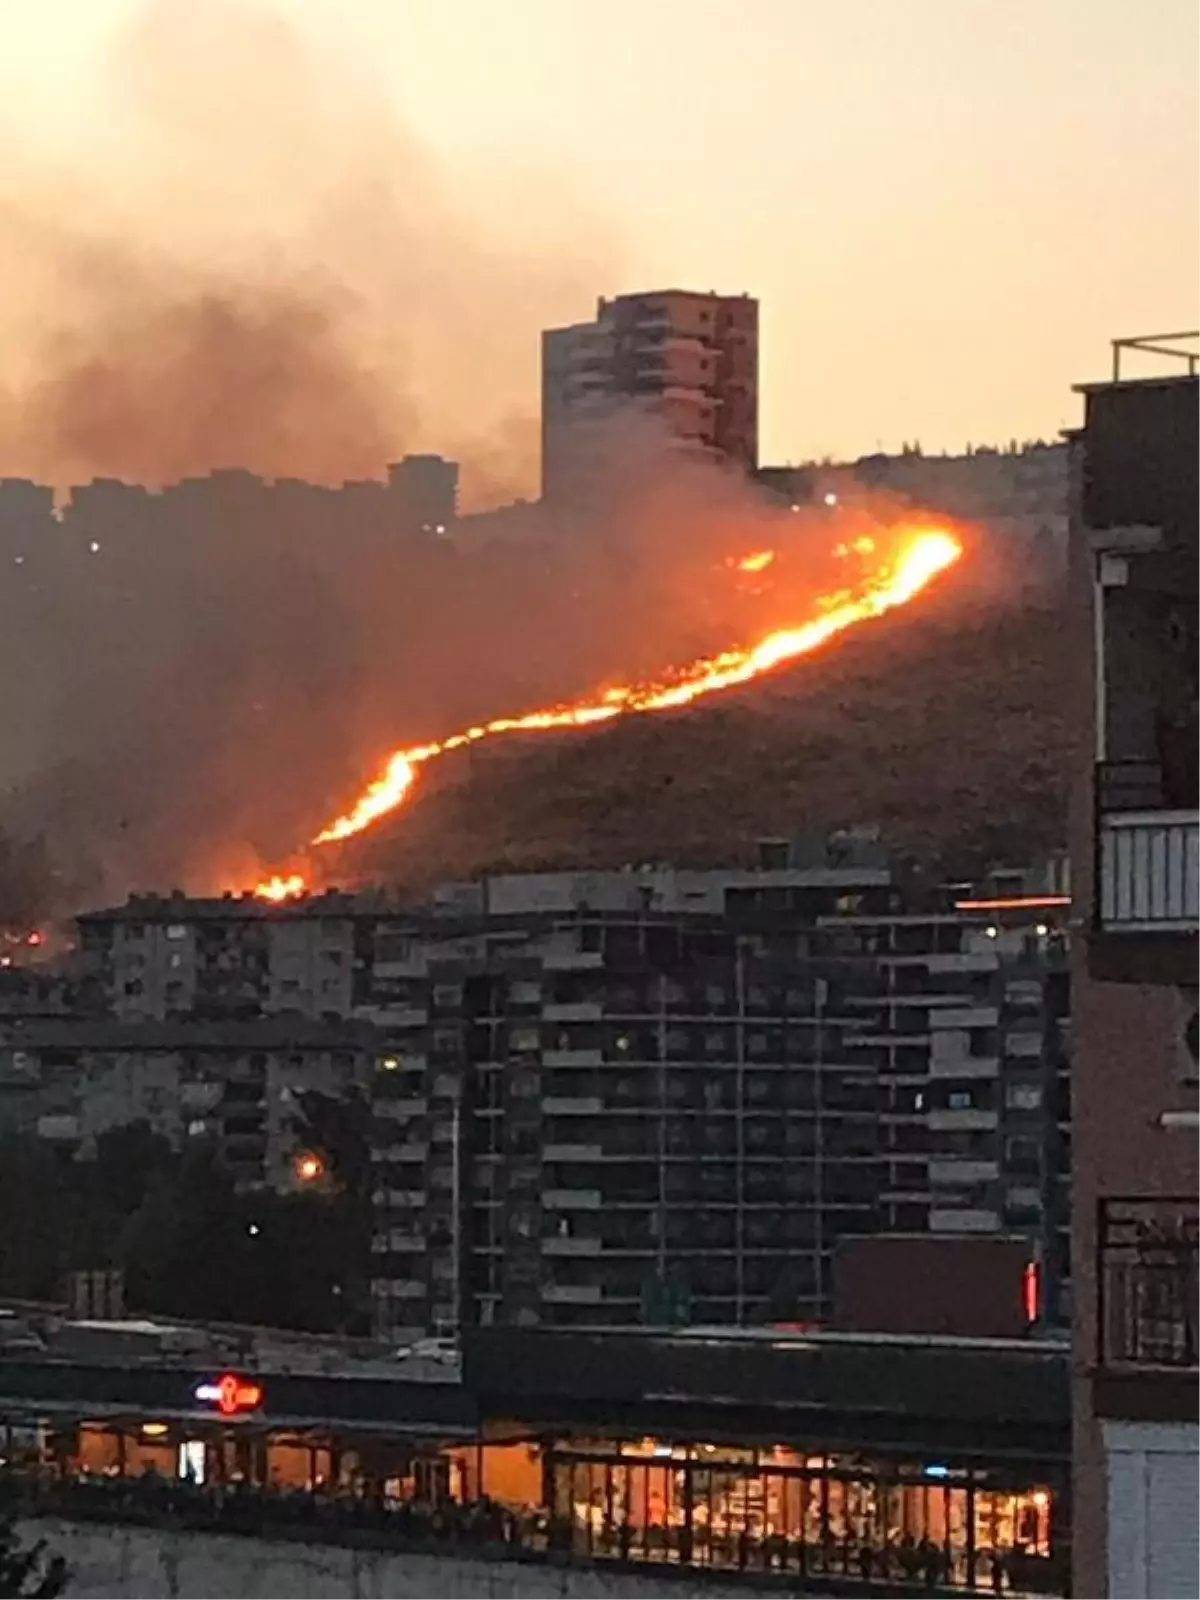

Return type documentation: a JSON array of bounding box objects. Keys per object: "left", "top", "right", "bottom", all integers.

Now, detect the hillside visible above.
[{"left": 337, "top": 586, "right": 1077, "bottom": 889}]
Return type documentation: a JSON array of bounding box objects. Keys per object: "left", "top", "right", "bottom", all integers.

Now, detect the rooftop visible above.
[{"left": 1075, "top": 330, "right": 1199, "bottom": 390}]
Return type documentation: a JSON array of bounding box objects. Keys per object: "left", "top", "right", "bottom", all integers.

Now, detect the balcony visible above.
[
  {"left": 1098, "top": 808, "right": 1198, "bottom": 931},
  {"left": 1097, "top": 1197, "right": 1197, "bottom": 1371}
]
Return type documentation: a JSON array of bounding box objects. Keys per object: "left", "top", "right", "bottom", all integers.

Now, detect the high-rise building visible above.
[
  {"left": 387, "top": 454, "right": 459, "bottom": 535},
  {"left": 364, "top": 854, "right": 1072, "bottom": 1340},
  {"left": 541, "top": 289, "right": 758, "bottom": 500},
  {"left": 1066, "top": 333, "right": 1198, "bottom": 1600}
]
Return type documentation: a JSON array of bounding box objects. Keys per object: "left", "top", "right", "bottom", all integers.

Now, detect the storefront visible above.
[{"left": 542, "top": 1437, "right": 1061, "bottom": 1592}]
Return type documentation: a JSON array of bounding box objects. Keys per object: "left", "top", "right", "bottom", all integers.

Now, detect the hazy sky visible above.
[{"left": 2, "top": 0, "right": 1196, "bottom": 466}]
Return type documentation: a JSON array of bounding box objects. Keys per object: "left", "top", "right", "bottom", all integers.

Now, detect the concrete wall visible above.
[{"left": 25, "top": 1517, "right": 777, "bottom": 1600}]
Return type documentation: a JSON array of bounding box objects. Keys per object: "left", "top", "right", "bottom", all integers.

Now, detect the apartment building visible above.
[
  {"left": 541, "top": 289, "right": 758, "bottom": 500},
  {"left": 11, "top": 849, "right": 1072, "bottom": 1326},
  {"left": 73, "top": 890, "right": 408, "bottom": 1022},
  {"left": 366, "top": 854, "right": 1072, "bottom": 1340},
  {"left": 825, "top": 884, "right": 1072, "bottom": 1324},
  {"left": 386, "top": 454, "right": 459, "bottom": 535},
  {"left": 0, "top": 1018, "right": 375, "bottom": 1190},
  {"left": 7, "top": 891, "right": 407, "bottom": 1187},
  {"left": 1067, "top": 334, "right": 1198, "bottom": 1599}
]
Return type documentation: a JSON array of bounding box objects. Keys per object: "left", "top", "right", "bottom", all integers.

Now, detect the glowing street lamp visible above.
[{"left": 294, "top": 1151, "right": 325, "bottom": 1184}]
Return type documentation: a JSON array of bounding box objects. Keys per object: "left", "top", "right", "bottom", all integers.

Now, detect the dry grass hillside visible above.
[{"left": 337, "top": 585, "right": 1077, "bottom": 890}]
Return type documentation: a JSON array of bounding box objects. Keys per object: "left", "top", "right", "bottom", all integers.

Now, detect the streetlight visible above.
[{"left": 294, "top": 1151, "right": 325, "bottom": 1184}]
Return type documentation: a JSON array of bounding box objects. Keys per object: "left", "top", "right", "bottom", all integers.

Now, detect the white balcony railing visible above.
[{"left": 1098, "top": 810, "right": 1199, "bottom": 932}]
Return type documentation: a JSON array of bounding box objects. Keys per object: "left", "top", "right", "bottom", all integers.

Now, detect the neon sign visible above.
[
  {"left": 193, "top": 1374, "right": 264, "bottom": 1416},
  {"left": 1023, "top": 1260, "right": 1042, "bottom": 1325}
]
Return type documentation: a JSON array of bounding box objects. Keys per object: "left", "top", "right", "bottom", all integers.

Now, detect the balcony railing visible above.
[
  {"left": 1098, "top": 1196, "right": 1198, "bottom": 1369},
  {"left": 1096, "top": 766, "right": 1198, "bottom": 932}
]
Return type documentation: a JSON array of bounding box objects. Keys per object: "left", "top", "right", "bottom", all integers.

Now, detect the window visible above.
[
  {"left": 166, "top": 924, "right": 187, "bottom": 941},
  {"left": 1004, "top": 1135, "right": 1041, "bottom": 1173},
  {"left": 168, "top": 952, "right": 185, "bottom": 969},
  {"left": 947, "top": 1090, "right": 973, "bottom": 1110},
  {"left": 1006, "top": 1082, "right": 1043, "bottom": 1111}
]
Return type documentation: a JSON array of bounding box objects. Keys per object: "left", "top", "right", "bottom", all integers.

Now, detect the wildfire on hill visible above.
[{"left": 253, "top": 525, "right": 963, "bottom": 899}]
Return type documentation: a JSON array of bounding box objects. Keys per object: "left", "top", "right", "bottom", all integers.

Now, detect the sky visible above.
[{"left": 0, "top": 0, "right": 1195, "bottom": 468}]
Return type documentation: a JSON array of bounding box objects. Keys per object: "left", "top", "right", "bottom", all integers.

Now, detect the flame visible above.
[
  {"left": 254, "top": 526, "right": 961, "bottom": 894},
  {"left": 256, "top": 872, "right": 306, "bottom": 902},
  {"left": 736, "top": 549, "right": 776, "bottom": 574}
]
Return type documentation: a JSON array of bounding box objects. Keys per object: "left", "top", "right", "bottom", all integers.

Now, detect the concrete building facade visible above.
[
  {"left": 2, "top": 853, "right": 1073, "bottom": 1333},
  {"left": 541, "top": 289, "right": 758, "bottom": 500},
  {"left": 364, "top": 856, "right": 1072, "bottom": 1340},
  {"left": 1067, "top": 337, "right": 1198, "bottom": 1599}
]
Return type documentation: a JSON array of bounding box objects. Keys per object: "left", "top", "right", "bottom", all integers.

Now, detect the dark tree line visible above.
[{"left": 0, "top": 1098, "right": 372, "bottom": 1334}]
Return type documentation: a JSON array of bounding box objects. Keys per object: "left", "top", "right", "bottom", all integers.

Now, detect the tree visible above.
[
  {"left": 0, "top": 1514, "right": 69, "bottom": 1598},
  {"left": 0, "top": 1136, "right": 75, "bottom": 1302}
]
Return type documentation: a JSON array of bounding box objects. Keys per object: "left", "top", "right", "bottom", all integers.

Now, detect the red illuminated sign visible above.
[
  {"left": 194, "top": 1374, "right": 264, "bottom": 1416},
  {"left": 1023, "top": 1261, "right": 1041, "bottom": 1325}
]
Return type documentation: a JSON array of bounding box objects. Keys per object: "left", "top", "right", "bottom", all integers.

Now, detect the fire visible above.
[
  {"left": 736, "top": 549, "right": 776, "bottom": 574},
  {"left": 254, "top": 527, "right": 961, "bottom": 893},
  {"left": 256, "top": 873, "right": 306, "bottom": 902}
]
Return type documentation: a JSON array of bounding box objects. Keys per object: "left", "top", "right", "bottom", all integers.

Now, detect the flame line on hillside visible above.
[{"left": 255, "top": 527, "right": 961, "bottom": 898}]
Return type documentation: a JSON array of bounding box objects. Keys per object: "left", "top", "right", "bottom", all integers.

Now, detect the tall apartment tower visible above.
[
  {"left": 1067, "top": 334, "right": 1198, "bottom": 1600},
  {"left": 541, "top": 289, "right": 758, "bottom": 501}
]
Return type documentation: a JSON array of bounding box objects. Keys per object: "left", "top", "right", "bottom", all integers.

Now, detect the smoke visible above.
[
  {"left": 0, "top": 0, "right": 612, "bottom": 502},
  {"left": 2, "top": 410, "right": 875, "bottom": 910},
  {"left": 0, "top": 3, "right": 999, "bottom": 918}
]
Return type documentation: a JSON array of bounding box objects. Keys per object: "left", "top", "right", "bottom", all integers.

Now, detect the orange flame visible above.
[
  {"left": 256, "top": 873, "right": 306, "bottom": 902},
  {"left": 736, "top": 549, "right": 776, "bottom": 574},
  {"left": 253, "top": 527, "right": 961, "bottom": 895}
]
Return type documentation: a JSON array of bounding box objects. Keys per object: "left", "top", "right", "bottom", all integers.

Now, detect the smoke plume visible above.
[
  {"left": 0, "top": 0, "right": 611, "bottom": 501},
  {"left": 0, "top": 2, "right": 1000, "bottom": 920}
]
